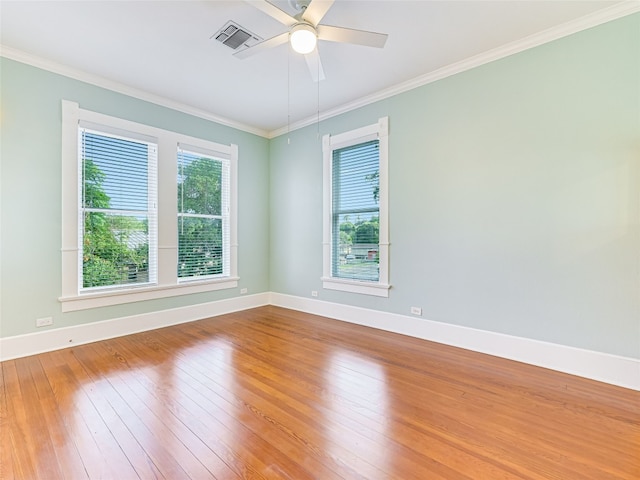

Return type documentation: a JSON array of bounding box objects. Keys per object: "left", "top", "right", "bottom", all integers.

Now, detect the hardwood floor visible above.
[{"left": 1, "top": 305, "right": 638, "bottom": 479}]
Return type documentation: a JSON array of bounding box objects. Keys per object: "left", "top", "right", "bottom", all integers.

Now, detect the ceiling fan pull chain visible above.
[
  {"left": 317, "top": 47, "right": 320, "bottom": 140},
  {"left": 287, "top": 46, "right": 291, "bottom": 145}
]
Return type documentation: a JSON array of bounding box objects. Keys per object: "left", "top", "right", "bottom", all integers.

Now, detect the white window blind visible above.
[
  {"left": 177, "top": 145, "right": 230, "bottom": 280},
  {"left": 79, "top": 127, "right": 157, "bottom": 290},
  {"left": 332, "top": 139, "right": 380, "bottom": 281}
]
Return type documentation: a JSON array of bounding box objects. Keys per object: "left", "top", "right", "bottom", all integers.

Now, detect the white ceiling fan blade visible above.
[
  {"left": 304, "top": 48, "right": 326, "bottom": 82},
  {"left": 244, "top": 0, "right": 297, "bottom": 27},
  {"left": 317, "top": 25, "right": 388, "bottom": 48},
  {"left": 301, "top": 0, "right": 334, "bottom": 26},
  {"left": 234, "top": 32, "right": 289, "bottom": 59}
]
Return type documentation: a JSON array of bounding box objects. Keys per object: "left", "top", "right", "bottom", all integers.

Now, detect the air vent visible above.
[{"left": 212, "top": 21, "right": 262, "bottom": 51}]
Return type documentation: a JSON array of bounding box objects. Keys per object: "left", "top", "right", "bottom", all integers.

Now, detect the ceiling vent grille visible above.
[{"left": 213, "top": 21, "right": 262, "bottom": 51}]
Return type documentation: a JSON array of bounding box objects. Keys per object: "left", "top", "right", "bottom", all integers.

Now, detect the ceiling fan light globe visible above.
[{"left": 290, "top": 24, "right": 317, "bottom": 54}]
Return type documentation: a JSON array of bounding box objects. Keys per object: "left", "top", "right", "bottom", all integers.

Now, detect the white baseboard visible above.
[
  {"left": 2, "top": 291, "right": 637, "bottom": 391},
  {"left": 0, "top": 292, "right": 270, "bottom": 362},
  {"left": 270, "top": 293, "right": 640, "bottom": 391}
]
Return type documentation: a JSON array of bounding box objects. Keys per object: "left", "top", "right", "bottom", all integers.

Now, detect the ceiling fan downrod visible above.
[{"left": 288, "top": 0, "right": 311, "bottom": 14}]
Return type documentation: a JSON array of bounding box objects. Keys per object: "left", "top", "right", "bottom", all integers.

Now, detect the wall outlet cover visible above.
[{"left": 36, "top": 317, "right": 54, "bottom": 327}]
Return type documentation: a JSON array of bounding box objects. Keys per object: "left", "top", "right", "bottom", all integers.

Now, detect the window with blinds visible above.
[
  {"left": 177, "top": 145, "right": 230, "bottom": 280},
  {"left": 331, "top": 140, "right": 380, "bottom": 281},
  {"left": 79, "top": 127, "right": 157, "bottom": 290},
  {"left": 63, "top": 102, "right": 238, "bottom": 311},
  {"left": 322, "top": 117, "right": 388, "bottom": 297}
]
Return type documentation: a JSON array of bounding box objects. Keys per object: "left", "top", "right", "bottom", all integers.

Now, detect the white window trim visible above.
[
  {"left": 60, "top": 100, "right": 238, "bottom": 312},
  {"left": 322, "top": 116, "right": 390, "bottom": 297}
]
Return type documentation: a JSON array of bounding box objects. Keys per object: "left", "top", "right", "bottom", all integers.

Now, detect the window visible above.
[
  {"left": 322, "top": 117, "right": 390, "bottom": 297},
  {"left": 177, "top": 145, "right": 230, "bottom": 280},
  {"left": 80, "top": 126, "right": 157, "bottom": 290},
  {"left": 61, "top": 101, "right": 238, "bottom": 312}
]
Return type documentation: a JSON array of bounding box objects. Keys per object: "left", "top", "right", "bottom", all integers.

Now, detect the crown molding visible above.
[
  {"left": 0, "top": 44, "right": 270, "bottom": 139},
  {"left": 268, "top": 1, "right": 640, "bottom": 139},
  {"left": 2, "top": 2, "right": 638, "bottom": 140}
]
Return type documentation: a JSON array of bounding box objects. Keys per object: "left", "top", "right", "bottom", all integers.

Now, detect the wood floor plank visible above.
[
  {"left": 109, "top": 331, "right": 346, "bottom": 480},
  {"left": 40, "top": 349, "right": 165, "bottom": 479},
  {"left": 22, "top": 356, "right": 89, "bottom": 479},
  {"left": 57, "top": 345, "right": 204, "bottom": 480},
  {"left": 183, "top": 322, "right": 502, "bottom": 479},
  {"left": 44, "top": 349, "right": 141, "bottom": 479},
  {"left": 23, "top": 355, "right": 106, "bottom": 479},
  {"left": 149, "top": 331, "right": 399, "bottom": 480},
  {"left": 2, "top": 305, "right": 639, "bottom": 479},
  {"left": 2, "top": 360, "right": 43, "bottom": 479},
  {"left": 0, "top": 363, "right": 15, "bottom": 480},
  {"left": 218, "top": 320, "right": 558, "bottom": 478},
  {"left": 81, "top": 339, "right": 245, "bottom": 480},
  {"left": 251, "top": 308, "right": 640, "bottom": 478}
]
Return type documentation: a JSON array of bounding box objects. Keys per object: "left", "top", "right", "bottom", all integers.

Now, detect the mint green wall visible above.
[
  {"left": 1, "top": 15, "right": 638, "bottom": 359},
  {"left": 0, "top": 58, "right": 270, "bottom": 338},
  {"left": 270, "top": 14, "right": 640, "bottom": 358}
]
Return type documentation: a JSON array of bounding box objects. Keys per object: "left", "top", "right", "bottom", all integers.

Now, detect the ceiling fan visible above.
[{"left": 235, "top": 0, "right": 388, "bottom": 81}]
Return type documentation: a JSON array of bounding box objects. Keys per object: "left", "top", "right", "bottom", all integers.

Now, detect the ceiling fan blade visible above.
[
  {"left": 233, "top": 32, "right": 289, "bottom": 59},
  {"left": 304, "top": 48, "right": 326, "bottom": 82},
  {"left": 317, "top": 25, "right": 388, "bottom": 48},
  {"left": 245, "top": 0, "right": 297, "bottom": 27},
  {"left": 301, "top": 0, "right": 334, "bottom": 26}
]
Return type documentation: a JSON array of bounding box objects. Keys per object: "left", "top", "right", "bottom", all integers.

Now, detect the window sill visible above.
[
  {"left": 59, "top": 277, "right": 239, "bottom": 312},
  {"left": 321, "top": 277, "right": 390, "bottom": 298}
]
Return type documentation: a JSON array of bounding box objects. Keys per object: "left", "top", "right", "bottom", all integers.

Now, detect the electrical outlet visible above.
[
  {"left": 240, "top": 288, "right": 248, "bottom": 294},
  {"left": 36, "top": 317, "right": 53, "bottom": 327},
  {"left": 311, "top": 291, "right": 318, "bottom": 297},
  {"left": 410, "top": 307, "right": 422, "bottom": 316}
]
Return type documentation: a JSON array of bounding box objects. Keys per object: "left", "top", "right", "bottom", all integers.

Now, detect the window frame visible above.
[
  {"left": 322, "top": 117, "right": 390, "bottom": 297},
  {"left": 176, "top": 143, "right": 231, "bottom": 282},
  {"left": 78, "top": 123, "right": 159, "bottom": 292},
  {"left": 60, "top": 100, "right": 238, "bottom": 312}
]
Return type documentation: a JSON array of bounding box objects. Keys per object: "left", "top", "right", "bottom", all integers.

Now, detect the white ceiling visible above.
[{"left": 0, "top": 0, "right": 633, "bottom": 136}]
